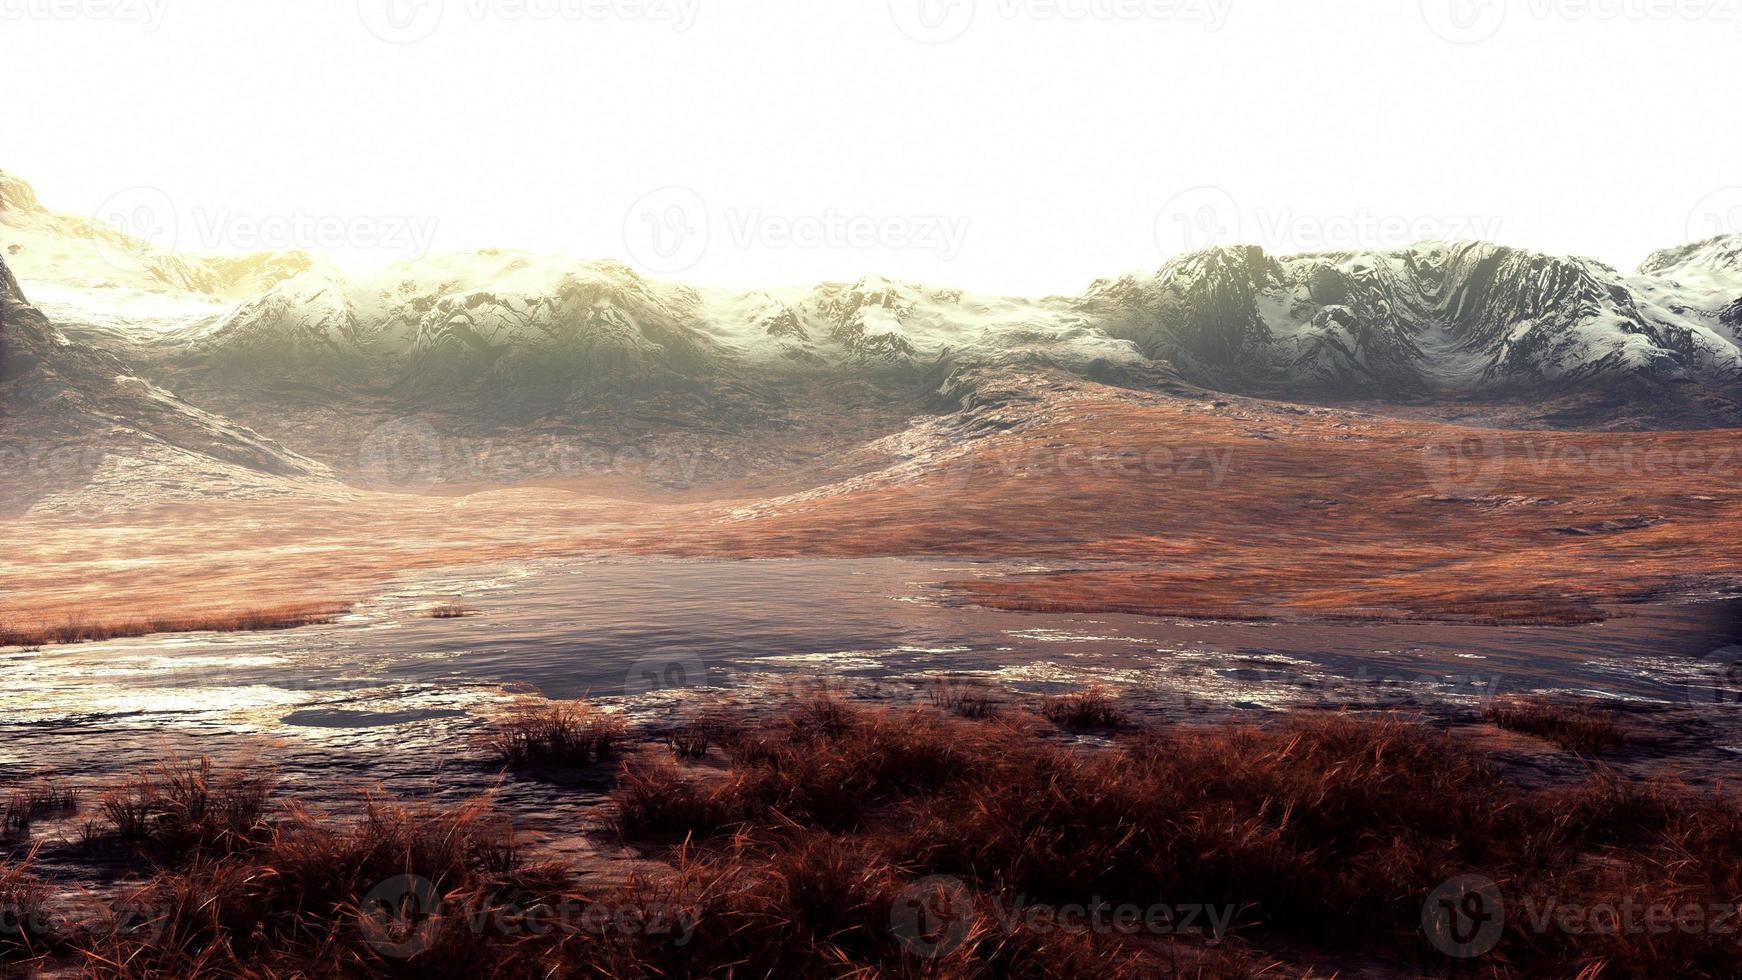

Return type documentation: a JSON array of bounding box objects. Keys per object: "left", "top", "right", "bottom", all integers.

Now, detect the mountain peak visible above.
[
  {"left": 1638, "top": 232, "right": 1742, "bottom": 277},
  {"left": 0, "top": 171, "right": 43, "bottom": 215}
]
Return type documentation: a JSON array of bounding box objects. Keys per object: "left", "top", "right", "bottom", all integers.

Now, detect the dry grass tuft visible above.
[
  {"left": 480, "top": 700, "right": 629, "bottom": 769},
  {"left": 1041, "top": 685, "right": 1126, "bottom": 729},
  {"left": 96, "top": 758, "right": 272, "bottom": 857},
  {"left": 1484, "top": 695, "right": 1628, "bottom": 753},
  {"left": 3, "top": 781, "right": 78, "bottom": 835},
  {"left": 928, "top": 677, "right": 1003, "bottom": 720},
  {"left": 426, "top": 602, "right": 474, "bottom": 619},
  {"left": 661, "top": 715, "right": 728, "bottom": 760}
]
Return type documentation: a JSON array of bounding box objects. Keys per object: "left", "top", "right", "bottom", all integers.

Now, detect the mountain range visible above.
[{"left": 2, "top": 169, "right": 1739, "bottom": 513}]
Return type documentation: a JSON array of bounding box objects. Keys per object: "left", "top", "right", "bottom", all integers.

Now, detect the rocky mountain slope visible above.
[
  {"left": 0, "top": 251, "right": 342, "bottom": 513},
  {"left": 164, "top": 252, "right": 1150, "bottom": 410},
  {"left": 1079, "top": 239, "right": 1742, "bottom": 397}
]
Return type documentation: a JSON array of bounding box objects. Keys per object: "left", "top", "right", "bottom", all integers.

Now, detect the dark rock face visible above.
[{"left": 1, "top": 252, "right": 53, "bottom": 385}]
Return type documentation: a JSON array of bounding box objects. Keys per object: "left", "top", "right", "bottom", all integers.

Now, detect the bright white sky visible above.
[{"left": 4, "top": 0, "right": 1739, "bottom": 295}]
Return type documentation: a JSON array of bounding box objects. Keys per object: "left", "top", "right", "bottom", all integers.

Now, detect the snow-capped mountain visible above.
[
  {"left": 167, "top": 251, "right": 1149, "bottom": 415},
  {"left": 0, "top": 170, "right": 315, "bottom": 299},
  {"left": 1081, "top": 240, "right": 1742, "bottom": 395},
  {"left": 1639, "top": 233, "right": 1742, "bottom": 277},
  {"left": 7, "top": 167, "right": 1742, "bottom": 461}
]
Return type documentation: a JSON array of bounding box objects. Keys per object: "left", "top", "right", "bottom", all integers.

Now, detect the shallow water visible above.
[{"left": 2, "top": 556, "right": 1738, "bottom": 802}]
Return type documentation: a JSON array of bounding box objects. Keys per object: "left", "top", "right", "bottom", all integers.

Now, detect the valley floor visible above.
[{"left": 5, "top": 372, "right": 1740, "bottom": 633}]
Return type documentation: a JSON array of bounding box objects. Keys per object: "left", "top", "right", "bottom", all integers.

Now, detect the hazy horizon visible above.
[{"left": 6, "top": 0, "right": 1741, "bottom": 295}]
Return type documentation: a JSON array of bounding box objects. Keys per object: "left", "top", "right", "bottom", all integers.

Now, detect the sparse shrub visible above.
[
  {"left": 97, "top": 758, "right": 272, "bottom": 856},
  {"left": 482, "top": 700, "right": 628, "bottom": 769},
  {"left": 427, "top": 602, "right": 473, "bottom": 619},
  {"left": 611, "top": 760, "right": 726, "bottom": 838},
  {"left": 3, "top": 780, "right": 78, "bottom": 835},
  {"left": 1484, "top": 695, "right": 1627, "bottom": 752},
  {"left": 1041, "top": 685, "right": 1126, "bottom": 729},
  {"left": 928, "top": 678, "right": 1003, "bottom": 720},
  {"left": 663, "top": 716, "right": 723, "bottom": 759}
]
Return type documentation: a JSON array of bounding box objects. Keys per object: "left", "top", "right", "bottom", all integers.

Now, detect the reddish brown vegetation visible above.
[
  {"left": 611, "top": 698, "right": 1742, "bottom": 979},
  {"left": 4, "top": 377, "right": 1741, "bottom": 633},
  {"left": 0, "top": 702, "right": 1737, "bottom": 976},
  {"left": 95, "top": 758, "right": 273, "bottom": 858},
  {"left": 1040, "top": 686, "right": 1126, "bottom": 729},
  {"left": 479, "top": 700, "right": 629, "bottom": 769},
  {"left": 0, "top": 604, "right": 348, "bottom": 650},
  {"left": 1484, "top": 695, "right": 1630, "bottom": 753}
]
